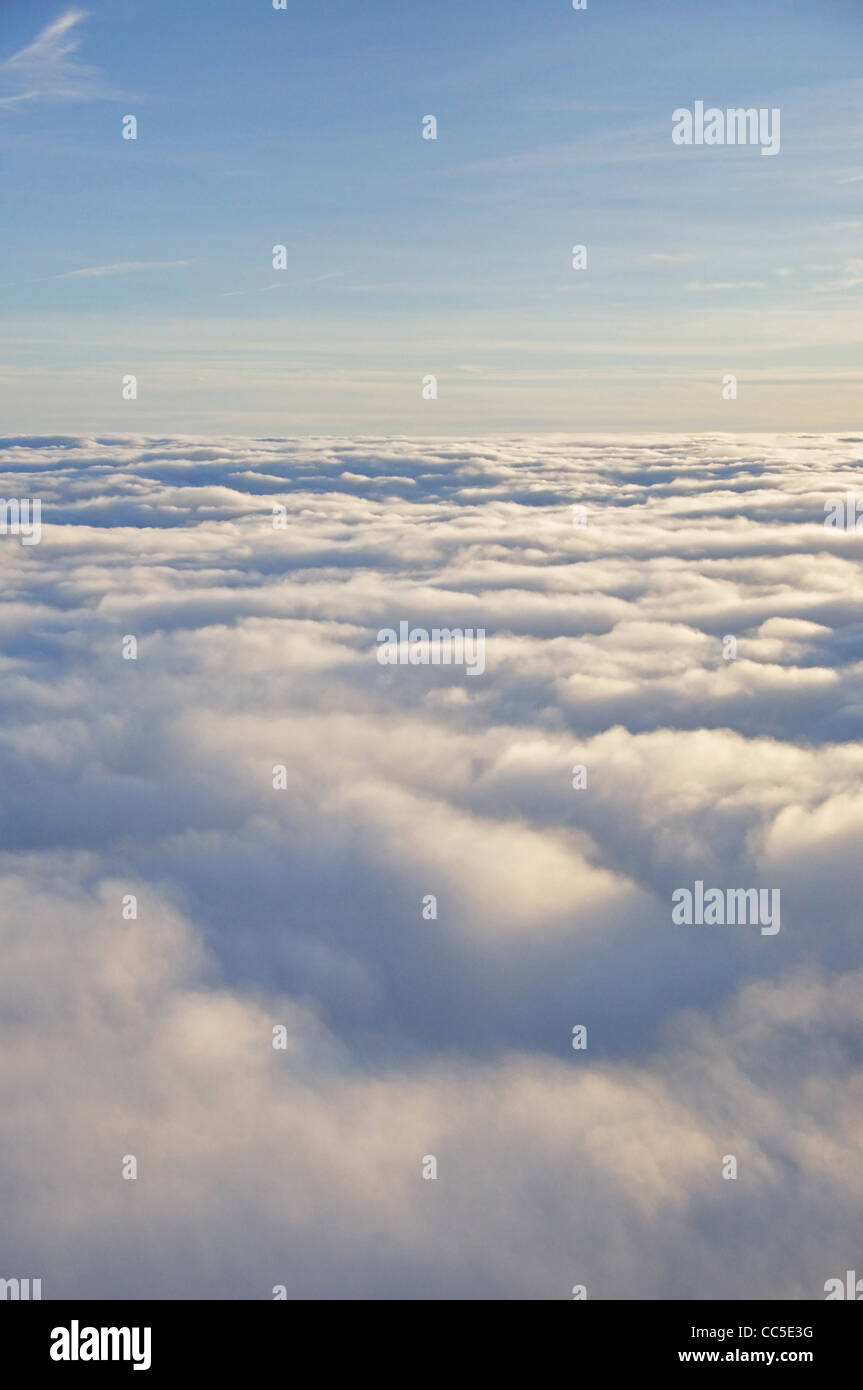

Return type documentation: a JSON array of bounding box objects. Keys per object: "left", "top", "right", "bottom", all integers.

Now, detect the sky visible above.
[
  {"left": 1, "top": 2, "right": 863, "bottom": 1305},
  {"left": 1, "top": 0, "right": 862, "bottom": 433}
]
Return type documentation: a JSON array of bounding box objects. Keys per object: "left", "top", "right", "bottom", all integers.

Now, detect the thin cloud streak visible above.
[
  {"left": 54, "top": 260, "right": 195, "bottom": 280},
  {"left": 0, "top": 9, "right": 109, "bottom": 108}
]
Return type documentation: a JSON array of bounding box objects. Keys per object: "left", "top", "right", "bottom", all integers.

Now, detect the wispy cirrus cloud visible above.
[
  {"left": 0, "top": 9, "right": 108, "bottom": 109},
  {"left": 0, "top": 260, "right": 195, "bottom": 292},
  {"left": 811, "top": 258, "right": 863, "bottom": 293},
  {"left": 685, "top": 279, "right": 765, "bottom": 292},
  {"left": 220, "top": 271, "right": 344, "bottom": 298},
  {"left": 53, "top": 260, "right": 194, "bottom": 280}
]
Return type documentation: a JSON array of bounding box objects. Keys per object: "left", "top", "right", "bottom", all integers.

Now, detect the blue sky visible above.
[{"left": 1, "top": 0, "right": 862, "bottom": 432}]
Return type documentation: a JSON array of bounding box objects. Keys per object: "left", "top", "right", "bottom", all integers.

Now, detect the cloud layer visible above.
[{"left": 0, "top": 432, "right": 861, "bottom": 1298}]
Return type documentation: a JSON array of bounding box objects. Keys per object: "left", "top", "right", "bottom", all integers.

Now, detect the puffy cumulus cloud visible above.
[{"left": 0, "top": 432, "right": 861, "bottom": 1298}]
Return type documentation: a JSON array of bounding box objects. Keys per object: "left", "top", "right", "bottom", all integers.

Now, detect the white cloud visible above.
[
  {"left": 685, "top": 280, "right": 765, "bottom": 291},
  {"left": 53, "top": 261, "right": 194, "bottom": 280},
  {"left": 0, "top": 9, "right": 106, "bottom": 108},
  {"left": 0, "top": 432, "right": 861, "bottom": 1296}
]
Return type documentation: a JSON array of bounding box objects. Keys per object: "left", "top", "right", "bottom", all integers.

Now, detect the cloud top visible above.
[{"left": 0, "top": 432, "right": 861, "bottom": 1297}]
